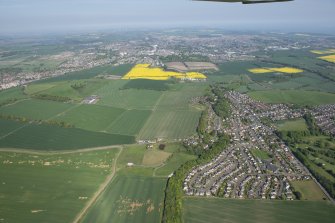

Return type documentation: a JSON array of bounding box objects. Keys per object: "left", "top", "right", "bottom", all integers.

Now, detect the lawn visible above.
[
  {"left": 291, "top": 180, "right": 326, "bottom": 201},
  {"left": 106, "top": 109, "right": 152, "bottom": 136},
  {"left": 250, "top": 149, "right": 271, "bottom": 160},
  {"left": 248, "top": 90, "right": 335, "bottom": 105},
  {"left": 0, "top": 99, "right": 74, "bottom": 120},
  {"left": 0, "top": 149, "right": 119, "bottom": 223},
  {"left": 82, "top": 175, "right": 167, "bottom": 223},
  {"left": 138, "top": 110, "right": 201, "bottom": 140},
  {"left": 276, "top": 118, "right": 308, "bottom": 132},
  {"left": 0, "top": 121, "right": 134, "bottom": 150},
  {"left": 183, "top": 198, "right": 335, "bottom": 223},
  {"left": 54, "top": 104, "right": 125, "bottom": 132}
]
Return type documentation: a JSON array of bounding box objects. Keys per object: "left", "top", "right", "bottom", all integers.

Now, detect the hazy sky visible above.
[{"left": 1, "top": 0, "right": 334, "bottom": 34}]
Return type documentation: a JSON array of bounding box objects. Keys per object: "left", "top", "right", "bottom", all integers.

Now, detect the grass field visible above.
[
  {"left": 155, "top": 152, "right": 196, "bottom": 176},
  {"left": 106, "top": 109, "right": 152, "bottom": 136},
  {"left": 183, "top": 198, "right": 335, "bottom": 223},
  {"left": 291, "top": 180, "right": 326, "bottom": 201},
  {"left": 251, "top": 149, "right": 271, "bottom": 160},
  {"left": 0, "top": 121, "right": 134, "bottom": 150},
  {"left": 248, "top": 90, "right": 335, "bottom": 105},
  {"left": 277, "top": 119, "right": 308, "bottom": 132},
  {"left": 0, "top": 99, "right": 74, "bottom": 120},
  {"left": 142, "top": 149, "right": 171, "bottom": 166},
  {"left": 82, "top": 175, "right": 166, "bottom": 223},
  {"left": 54, "top": 104, "right": 125, "bottom": 132},
  {"left": 0, "top": 149, "right": 119, "bottom": 223},
  {"left": 138, "top": 110, "right": 201, "bottom": 139}
]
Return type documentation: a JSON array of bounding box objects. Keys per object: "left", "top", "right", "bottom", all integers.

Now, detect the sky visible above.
[{"left": 0, "top": 0, "right": 334, "bottom": 34}]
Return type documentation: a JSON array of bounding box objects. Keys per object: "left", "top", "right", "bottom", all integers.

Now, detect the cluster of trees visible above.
[
  {"left": 162, "top": 134, "right": 230, "bottom": 223},
  {"left": 0, "top": 114, "right": 74, "bottom": 128},
  {"left": 70, "top": 82, "right": 86, "bottom": 90},
  {"left": 33, "top": 94, "right": 71, "bottom": 102},
  {"left": 211, "top": 86, "right": 230, "bottom": 118},
  {"left": 293, "top": 148, "right": 335, "bottom": 199}
]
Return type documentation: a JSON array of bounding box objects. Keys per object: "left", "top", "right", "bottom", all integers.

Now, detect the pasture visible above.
[
  {"left": 82, "top": 175, "right": 166, "bottom": 223},
  {"left": 183, "top": 198, "right": 335, "bottom": 223},
  {"left": 248, "top": 90, "right": 335, "bottom": 106},
  {"left": 0, "top": 121, "right": 134, "bottom": 150},
  {"left": 0, "top": 149, "right": 119, "bottom": 223}
]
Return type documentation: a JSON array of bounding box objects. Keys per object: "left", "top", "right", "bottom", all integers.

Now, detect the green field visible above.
[
  {"left": 291, "top": 180, "right": 326, "bottom": 201},
  {"left": 139, "top": 110, "right": 201, "bottom": 139},
  {"left": 277, "top": 118, "right": 308, "bottom": 132},
  {"left": 183, "top": 198, "right": 335, "bottom": 223},
  {"left": 0, "top": 119, "right": 25, "bottom": 138},
  {"left": 0, "top": 87, "right": 27, "bottom": 104},
  {"left": 250, "top": 149, "right": 271, "bottom": 160},
  {"left": 248, "top": 90, "right": 335, "bottom": 106},
  {"left": 106, "top": 109, "right": 152, "bottom": 136},
  {"left": 155, "top": 152, "right": 196, "bottom": 176},
  {"left": 0, "top": 121, "right": 134, "bottom": 150},
  {"left": 54, "top": 104, "right": 125, "bottom": 132},
  {"left": 0, "top": 99, "right": 74, "bottom": 120},
  {"left": 0, "top": 149, "right": 119, "bottom": 223},
  {"left": 82, "top": 175, "right": 166, "bottom": 223}
]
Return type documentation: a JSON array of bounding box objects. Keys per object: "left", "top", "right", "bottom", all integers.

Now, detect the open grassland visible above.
[
  {"left": 0, "top": 99, "right": 74, "bottom": 120},
  {"left": 155, "top": 152, "right": 196, "bottom": 176},
  {"left": 183, "top": 198, "right": 335, "bottom": 223},
  {"left": 96, "top": 81, "right": 162, "bottom": 110},
  {"left": 291, "top": 180, "right": 326, "bottom": 200},
  {"left": 122, "top": 64, "right": 206, "bottom": 80},
  {"left": 82, "top": 175, "right": 166, "bottom": 223},
  {"left": 276, "top": 119, "right": 308, "bottom": 132},
  {"left": 54, "top": 104, "right": 125, "bottom": 132},
  {"left": 248, "top": 90, "right": 335, "bottom": 106},
  {"left": 139, "top": 110, "right": 201, "bottom": 140},
  {"left": 0, "top": 121, "right": 134, "bottom": 150},
  {"left": 0, "top": 149, "right": 119, "bottom": 223},
  {"left": 249, "top": 67, "right": 303, "bottom": 74},
  {"left": 142, "top": 149, "right": 171, "bottom": 166},
  {"left": 106, "top": 109, "right": 152, "bottom": 136}
]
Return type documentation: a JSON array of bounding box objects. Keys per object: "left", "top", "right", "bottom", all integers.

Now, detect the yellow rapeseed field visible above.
[
  {"left": 122, "top": 64, "right": 207, "bottom": 80},
  {"left": 310, "top": 49, "right": 335, "bottom": 55},
  {"left": 248, "top": 67, "right": 303, "bottom": 74},
  {"left": 318, "top": 54, "right": 335, "bottom": 63}
]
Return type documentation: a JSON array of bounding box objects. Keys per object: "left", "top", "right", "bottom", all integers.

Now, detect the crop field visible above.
[
  {"left": 122, "top": 64, "right": 207, "bottom": 80},
  {"left": 276, "top": 119, "right": 308, "bottom": 132},
  {"left": 0, "top": 87, "right": 27, "bottom": 104},
  {"left": 0, "top": 149, "right": 119, "bottom": 223},
  {"left": 0, "top": 121, "right": 134, "bottom": 150},
  {"left": 96, "top": 81, "right": 162, "bottom": 110},
  {"left": 248, "top": 90, "right": 335, "bottom": 106},
  {"left": 106, "top": 109, "right": 152, "bottom": 136},
  {"left": 82, "top": 175, "right": 166, "bottom": 223},
  {"left": 0, "top": 99, "right": 74, "bottom": 120},
  {"left": 0, "top": 119, "right": 24, "bottom": 137},
  {"left": 54, "top": 104, "right": 125, "bottom": 132},
  {"left": 248, "top": 67, "right": 304, "bottom": 74},
  {"left": 291, "top": 180, "right": 326, "bottom": 200},
  {"left": 319, "top": 54, "right": 335, "bottom": 63},
  {"left": 183, "top": 198, "right": 335, "bottom": 223},
  {"left": 122, "top": 79, "right": 171, "bottom": 91},
  {"left": 138, "top": 110, "right": 201, "bottom": 140},
  {"left": 310, "top": 49, "right": 335, "bottom": 55}
]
